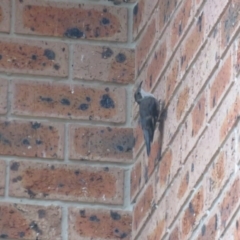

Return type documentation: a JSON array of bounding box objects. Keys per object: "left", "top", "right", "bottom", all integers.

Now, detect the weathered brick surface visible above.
[
  {"left": 68, "top": 208, "right": 132, "bottom": 240},
  {"left": 0, "top": 38, "right": 68, "bottom": 77},
  {"left": 0, "top": 202, "right": 61, "bottom": 240},
  {"left": 69, "top": 125, "right": 134, "bottom": 163},
  {"left": 0, "top": 160, "right": 5, "bottom": 196},
  {"left": 0, "top": 120, "right": 64, "bottom": 159},
  {"left": 15, "top": 0, "right": 128, "bottom": 42},
  {"left": 12, "top": 81, "right": 126, "bottom": 123},
  {"left": 0, "top": 0, "right": 10, "bottom": 33},
  {"left": 9, "top": 160, "right": 124, "bottom": 205},
  {"left": 73, "top": 45, "right": 135, "bottom": 84},
  {"left": 0, "top": 79, "right": 8, "bottom": 114}
]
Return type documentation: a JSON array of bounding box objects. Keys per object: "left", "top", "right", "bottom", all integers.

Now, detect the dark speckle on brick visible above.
[
  {"left": 54, "top": 64, "right": 60, "bottom": 70},
  {"left": 116, "top": 145, "right": 124, "bottom": 152},
  {"left": 51, "top": 165, "right": 55, "bottom": 170},
  {"left": 39, "top": 96, "right": 53, "bottom": 102},
  {"left": 0, "top": 234, "right": 8, "bottom": 239},
  {"left": 191, "top": 163, "right": 194, "bottom": 172},
  {"left": 110, "top": 211, "right": 121, "bottom": 220},
  {"left": 107, "top": 127, "right": 112, "bottom": 132},
  {"left": 31, "top": 122, "right": 41, "bottom": 129},
  {"left": 201, "top": 224, "right": 206, "bottom": 236},
  {"left": 197, "top": 12, "right": 203, "bottom": 32},
  {"left": 44, "top": 49, "right": 55, "bottom": 60},
  {"left": 60, "top": 98, "right": 70, "bottom": 106},
  {"left": 30, "top": 222, "right": 42, "bottom": 234},
  {"left": 86, "top": 97, "right": 91, "bottom": 102},
  {"left": 12, "top": 176, "right": 22, "bottom": 183},
  {"left": 31, "top": 54, "right": 37, "bottom": 60},
  {"left": 179, "top": 23, "right": 182, "bottom": 35},
  {"left": 36, "top": 140, "right": 43, "bottom": 145},
  {"left": 11, "top": 162, "right": 20, "bottom": 171},
  {"left": 89, "top": 215, "right": 100, "bottom": 222},
  {"left": 120, "top": 233, "right": 128, "bottom": 239},
  {"left": 38, "top": 209, "right": 46, "bottom": 219},
  {"left": 100, "top": 94, "right": 115, "bottom": 109},
  {"left": 26, "top": 188, "right": 36, "bottom": 198},
  {"left": 115, "top": 53, "right": 126, "bottom": 63},
  {"left": 18, "top": 232, "right": 25, "bottom": 238},
  {"left": 101, "top": 17, "right": 110, "bottom": 25},
  {"left": 105, "top": 87, "right": 109, "bottom": 92},
  {"left": 22, "top": 139, "right": 30, "bottom": 145},
  {"left": 80, "top": 210, "right": 86, "bottom": 217},
  {"left": 49, "top": 126, "right": 53, "bottom": 130},
  {"left": 189, "top": 202, "right": 194, "bottom": 214},
  {"left": 65, "top": 28, "right": 84, "bottom": 39},
  {"left": 79, "top": 103, "right": 89, "bottom": 111},
  {"left": 104, "top": 167, "right": 109, "bottom": 171},
  {"left": 133, "top": 4, "right": 138, "bottom": 15},
  {"left": 102, "top": 47, "right": 113, "bottom": 59},
  {"left": 75, "top": 170, "right": 80, "bottom": 175},
  {"left": 0, "top": 55, "right": 2, "bottom": 60}
]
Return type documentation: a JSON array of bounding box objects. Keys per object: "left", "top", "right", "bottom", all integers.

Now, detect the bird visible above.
[{"left": 134, "top": 81, "right": 162, "bottom": 156}]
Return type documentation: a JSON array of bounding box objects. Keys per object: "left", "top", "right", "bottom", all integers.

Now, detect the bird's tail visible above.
[{"left": 143, "top": 129, "right": 151, "bottom": 156}]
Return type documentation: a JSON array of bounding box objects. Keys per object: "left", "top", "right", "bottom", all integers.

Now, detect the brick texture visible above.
[{"left": 1, "top": 0, "right": 239, "bottom": 239}]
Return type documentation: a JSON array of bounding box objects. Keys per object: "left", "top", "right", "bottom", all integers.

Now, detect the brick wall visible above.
[{"left": 0, "top": 0, "right": 240, "bottom": 239}]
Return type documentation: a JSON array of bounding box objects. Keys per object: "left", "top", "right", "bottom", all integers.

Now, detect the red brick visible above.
[
  {"left": 177, "top": 171, "right": 190, "bottom": 199},
  {"left": 15, "top": 0, "right": 128, "bottom": 42},
  {"left": 9, "top": 160, "right": 124, "bottom": 205},
  {"left": 132, "top": 0, "right": 158, "bottom": 40},
  {"left": 0, "top": 79, "right": 8, "bottom": 114},
  {"left": 158, "top": 0, "right": 180, "bottom": 34},
  {"left": 197, "top": 215, "right": 218, "bottom": 240},
  {"left": 136, "top": 12, "right": 158, "bottom": 72},
  {"left": 159, "top": 149, "right": 172, "bottom": 189},
  {"left": 220, "top": 177, "right": 240, "bottom": 228},
  {"left": 0, "top": 38, "right": 68, "bottom": 77},
  {"left": 0, "top": 0, "right": 10, "bottom": 33},
  {"left": 145, "top": 38, "right": 167, "bottom": 91},
  {"left": 171, "top": 0, "right": 194, "bottom": 50},
  {"left": 12, "top": 81, "right": 126, "bottom": 123},
  {"left": 181, "top": 187, "right": 204, "bottom": 237},
  {"left": 69, "top": 125, "right": 134, "bottom": 163},
  {"left": 209, "top": 54, "right": 232, "bottom": 110},
  {"left": 0, "top": 160, "right": 5, "bottom": 196},
  {"left": 191, "top": 93, "right": 206, "bottom": 137},
  {"left": 68, "top": 208, "right": 132, "bottom": 240},
  {"left": 169, "top": 225, "right": 181, "bottom": 240},
  {"left": 0, "top": 202, "right": 61, "bottom": 240},
  {"left": 221, "top": 0, "right": 240, "bottom": 51},
  {"left": 131, "top": 153, "right": 143, "bottom": 202},
  {"left": 0, "top": 120, "right": 64, "bottom": 159},
  {"left": 73, "top": 45, "right": 135, "bottom": 84},
  {"left": 138, "top": 197, "right": 167, "bottom": 240},
  {"left": 133, "top": 180, "right": 155, "bottom": 233},
  {"left": 203, "top": 0, "right": 229, "bottom": 38},
  {"left": 180, "top": 12, "right": 205, "bottom": 71},
  {"left": 176, "top": 86, "right": 190, "bottom": 120}
]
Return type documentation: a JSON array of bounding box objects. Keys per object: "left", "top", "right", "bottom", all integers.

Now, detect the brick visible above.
[
  {"left": 180, "top": 12, "right": 205, "bottom": 71},
  {"left": 181, "top": 187, "right": 204, "bottom": 237},
  {"left": 68, "top": 208, "right": 132, "bottom": 240},
  {"left": 138, "top": 197, "right": 167, "bottom": 240},
  {"left": 209, "top": 54, "right": 232, "bottom": 111},
  {"left": 0, "top": 160, "right": 5, "bottom": 196},
  {"left": 169, "top": 225, "right": 182, "bottom": 240},
  {"left": 133, "top": 180, "right": 155, "bottom": 233},
  {"left": 203, "top": 0, "right": 230, "bottom": 38},
  {"left": 9, "top": 160, "right": 124, "bottom": 205},
  {"left": 12, "top": 81, "right": 126, "bottom": 123},
  {"left": 176, "top": 86, "right": 190, "bottom": 120},
  {"left": 145, "top": 37, "right": 168, "bottom": 91},
  {"left": 220, "top": 177, "right": 240, "bottom": 229},
  {"left": 221, "top": 0, "right": 240, "bottom": 51},
  {"left": 0, "top": 0, "right": 10, "bottom": 33},
  {"left": 0, "top": 120, "right": 64, "bottom": 159},
  {"left": 158, "top": 0, "right": 180, "bottom": 34},
  {"left": 191, "top": 92, "right": 206, "bottom": 137},
  {"left": 69, "top": 125, "right": 134, "bottom": 163},
  {"left": 131, "top": 152, "right": 143, "bottom": 202},
  {"left": 0, "top": 202, "right": 61, "bottom": 240},
  {"left": 0, "top": 37, "right": 68, "bottom": 77},
  {"left": 197, "top": 215, "right": 218, "bottom": 240},
  {"left": 136, "top": 12, "right": 158, "bottom": 72},
  {"left": 0, "top": 79, "right": 8, "bottom": 114},
  {"left": 73, "top": 45, "right": 135, "bottom": 84},
  {"left": 170, "top": 0, "right": 194, "bottom": 50},
  {"left": 15, "top": 0, "right": 128, "bottom": 42}
]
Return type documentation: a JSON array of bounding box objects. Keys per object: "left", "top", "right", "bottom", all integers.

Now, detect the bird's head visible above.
[{"left": 134, "top": 81, "right": 143, "bottom": 104}]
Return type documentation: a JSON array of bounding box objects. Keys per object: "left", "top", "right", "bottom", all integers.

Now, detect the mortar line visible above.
[
  {"left": 10, "top": 0, "right": 15, "bottom": 35},
  {"left": 61, "top": 205, "right": 68, "bottom": 240}
]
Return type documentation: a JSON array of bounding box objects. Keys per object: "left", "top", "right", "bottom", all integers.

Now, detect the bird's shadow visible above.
[{"left": 155, "top": 100, "right": 167, "bottom": 165}]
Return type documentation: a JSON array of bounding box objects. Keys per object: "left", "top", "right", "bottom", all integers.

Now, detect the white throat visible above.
[{"left": 140, "top": 89, "right": 155, "bottom": 98}]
